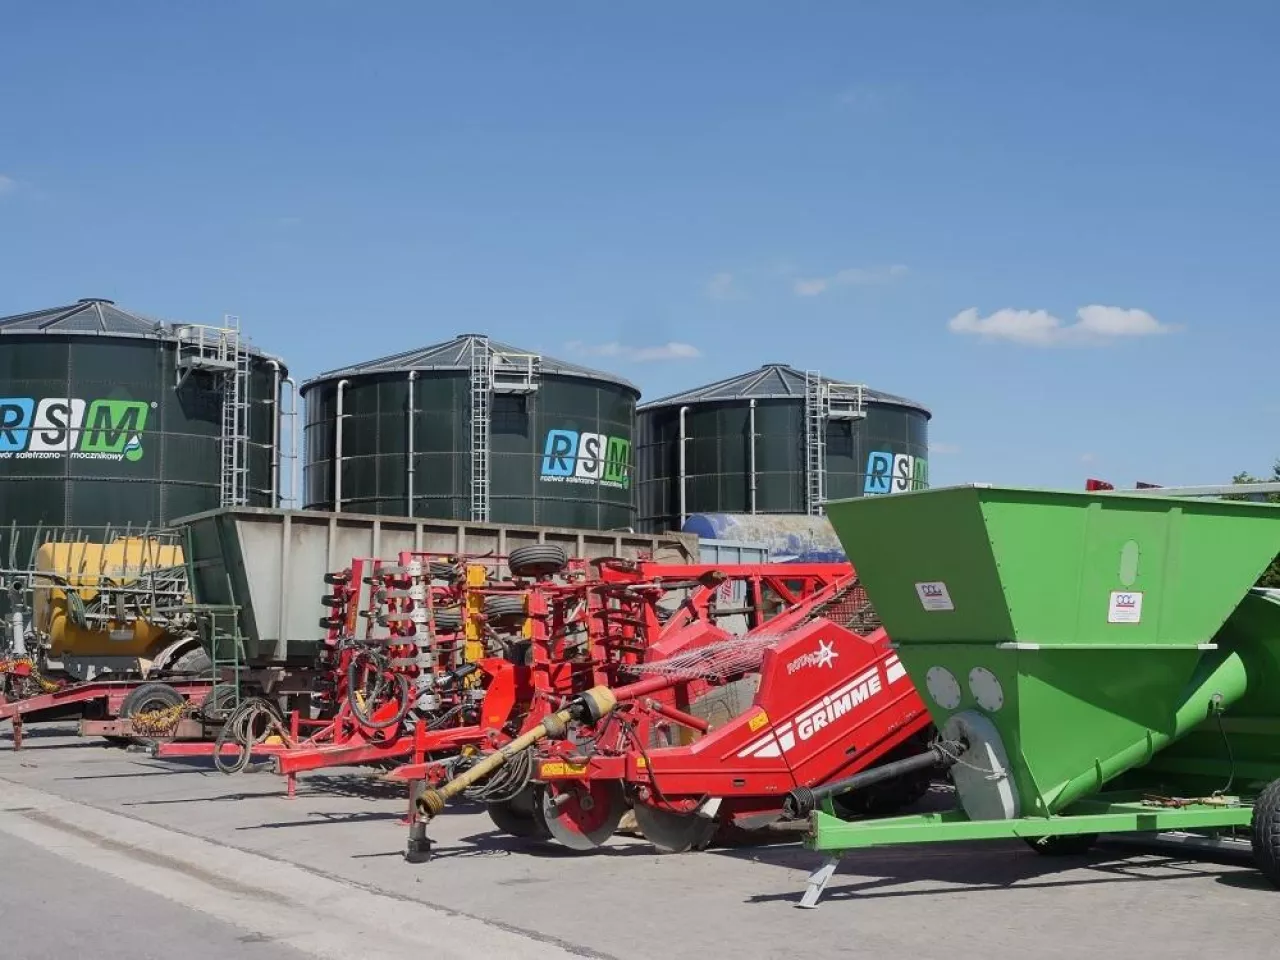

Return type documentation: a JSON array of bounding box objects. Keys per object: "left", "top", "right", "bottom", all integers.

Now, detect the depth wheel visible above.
[
  {"left": 487, "top": 787, "right": 552, "bottom": 840},
  {"left": 536, "top": 780, "right": 627, "bottom": 851},
  {"left": 1252, "top": 778, "right": 1280, "bottom": 888},
  {"left": 1023, "top": 833, "right": 1098, "bottom": 856}
]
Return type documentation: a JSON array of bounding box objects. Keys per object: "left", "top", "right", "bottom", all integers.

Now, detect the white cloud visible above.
[
  {"left": 566, "top": 340, "right": 702, "bottom": 363},
  {"left": 930, "top": 442, "right": 961, "bottom": 455},
  {"left": 794, "top": 264, "right": 907, "bottom": 297},
  {"left": 1081, "top": 452, "right": 1098, "bottom": 464},
  {"left": 0, "top": 175, "right": 15, "bottom": 195},
  {"left": 706, "top": 271, "right": 742, "bottom": 301},
  {"left": 947, "top": 305, "right": 1176, "bottom": 347}
]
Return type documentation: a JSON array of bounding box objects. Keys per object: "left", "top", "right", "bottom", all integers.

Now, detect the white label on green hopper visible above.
[
  {"left": 915, "top": 581, "right": 954, "bottom": 611},
  {"left": 1108, "top": 590, "right": 1143, "bottom": 623}
]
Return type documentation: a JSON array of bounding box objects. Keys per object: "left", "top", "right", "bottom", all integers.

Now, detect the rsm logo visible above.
[
  {"left": 864, "top": 450, "right": 928, "bottom": 495},
  {"left": 540, "top": 429, "right": 631, "bottom": 489},
  {"left": 0, "top": 398, "right": 153, "bottom": 463}
]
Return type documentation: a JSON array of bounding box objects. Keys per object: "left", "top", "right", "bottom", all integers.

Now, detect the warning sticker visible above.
[
  {"left": 915, "top": 581, "right": 954, "bottom": 612},
  {"left": 1107, "top": 591, "right": 1143, "bottom": 624}
]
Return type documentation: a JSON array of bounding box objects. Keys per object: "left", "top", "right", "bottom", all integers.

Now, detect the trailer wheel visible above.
[
  {"left": 199, "top": 684, "right": 240, "bottom": 720},
  {"left": 117, "top": 682, "right": 186, "bottom": 745},
  {"left": 1023, "top": 833, "right": 1097, "bottom": 856},
  {"left": 120, "top": 682, "right": 185, "bottom": 718},
  {"left": 508, "top": 544, "right": 568, "bottom": 580},
  {"left": 1251, "top": 778, "right": 1280, "bottom": 888}
]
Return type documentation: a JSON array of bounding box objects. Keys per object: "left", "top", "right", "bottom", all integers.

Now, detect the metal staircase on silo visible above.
[
  {"left": 467, "top": 337, "right": 541, "bottom": 523},
  {"left": 175, "top": 316, "right": 253, "bottom": 507},
  {"left": 804, "top": 371, "right": 867, "bottom": 516}
]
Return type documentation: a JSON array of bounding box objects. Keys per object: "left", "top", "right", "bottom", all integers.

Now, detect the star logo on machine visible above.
[{"left": 786, "top": 637, "right": 840, "bottom": 675}]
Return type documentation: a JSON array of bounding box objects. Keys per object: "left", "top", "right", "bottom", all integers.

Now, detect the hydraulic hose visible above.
[
  {"left": 346, "top": 651, "right": 412, "bottom": 731},
  {"left": 416, "top": 685, "right": 617, "bottom": 820},
  {"left": 782, "top": 737, "right": 966, "bottom": 820},
  {"left": 213, "top": 697, "right": 285, "bottom": 775}
]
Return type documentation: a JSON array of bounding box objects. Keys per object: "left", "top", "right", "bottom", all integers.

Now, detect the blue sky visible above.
[{"left": 2, "top": 2, "right": 1277, "bottom": 489}]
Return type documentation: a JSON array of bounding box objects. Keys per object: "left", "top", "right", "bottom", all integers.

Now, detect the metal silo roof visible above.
[
  {"left": 0, "top": 298, "right": 168, "bottom": 337},
  {"left": 0, "top": 297, "right": 283, "bottom": 364},
  {"left": 638, "top": 363, "right": 931, "bottom": 417},
  {"left": 302, "top": 333, "right": 640, "bottom": 394}
]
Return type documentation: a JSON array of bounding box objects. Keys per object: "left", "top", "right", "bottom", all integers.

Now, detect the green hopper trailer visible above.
[{"left": 793, "top": 483, "right": 1280, "bottom": 907}]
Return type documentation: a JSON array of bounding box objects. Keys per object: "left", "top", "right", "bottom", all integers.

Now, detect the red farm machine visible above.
[
  {"left": 397, "top": 557, "right": 936, "bottom": 858},
  {"left": 144, "top": 521, "right": 939, "bottom": 860}
]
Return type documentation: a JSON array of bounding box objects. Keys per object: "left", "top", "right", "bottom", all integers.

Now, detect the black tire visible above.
[
  {"left": 485, "top": 594, "right": 527, "bottom": 620},
  {"left": 165, "top": 646, "right": 212, "bottom": 676},
  {"left": 1023, "top": 833, "right": 1098, "bottom": 856},
  {"left": 116, "top": 682, "right": 186, "bottom": 745},
  {"left": 487, "top": 790, "right": 552, "bottom": 840},
  {"left": 199, "top": 684, "right": 240, "bottom": 719},
  {"left": 119, "top": 681, "right": 185, "bottom": 718},
  {"left": 432, "top": 608, "right": 464, "bottom": 632},
  {"left": 508, "top": 544, "right": 568, "bottom": 580},
  {"left": 1252, "top": 778, "right": 1280, "bottom": 888},
  {"left": 429, "top": 562, "right": 457, "bottom": 581}
]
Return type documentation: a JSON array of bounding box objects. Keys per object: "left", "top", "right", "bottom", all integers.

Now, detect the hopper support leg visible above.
[{"left": 798, "top": 857, "right": 841, "bottom": 909}]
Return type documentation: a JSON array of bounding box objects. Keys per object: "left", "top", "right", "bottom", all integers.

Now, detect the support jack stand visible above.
[
  {"left": 404, "top": 781, "right": 433, "bottom": 863},
  {"left": 797, "top": 856, "right": 840, "bottom": 909},
  {"left": 405, "top": 819, "right": 433, "bottom": 863}
]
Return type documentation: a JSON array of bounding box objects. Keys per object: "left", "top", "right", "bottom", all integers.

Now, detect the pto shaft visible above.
[
  {"left": 415, "top": 685, "right": 618, "bottom": 819},
  {"left": 782, "top": 738, "right": 965, "bottom": 820}
]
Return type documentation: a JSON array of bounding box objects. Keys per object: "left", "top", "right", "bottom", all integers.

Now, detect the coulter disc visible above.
[
  {"left": 537, "top": 780, "right": 627, "bottom": 851},
  {"left": 632, "top": 801, "right": 719, "bottom": 854}
]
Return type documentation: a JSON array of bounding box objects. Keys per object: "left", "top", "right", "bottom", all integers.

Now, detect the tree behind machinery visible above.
[{"left": 1230, "top": 459, "right": 1280, "bottom": 588}]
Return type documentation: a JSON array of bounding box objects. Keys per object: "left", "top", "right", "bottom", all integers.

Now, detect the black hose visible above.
[
  {"left": 345, "top": 651, "right": 412, "bottom": 731},
  {"left": 782, "top": 738, "right": 965, "bottom": 820},
  {"left": 213, "top": 697, "right": 284, "bottom": 775}
]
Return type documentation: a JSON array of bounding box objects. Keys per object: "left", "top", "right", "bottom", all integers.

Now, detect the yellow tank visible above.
[{"left": 33, "top": 537, "right": 188, "bottom": 659}]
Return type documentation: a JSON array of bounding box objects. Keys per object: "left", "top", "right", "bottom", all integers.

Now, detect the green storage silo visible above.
[
  {"left": 300, "top": 334, "right": 639, "bottom": 530},
  {"left": 0, "top": 298, "right": 293, "bottom": 560},
  {"left": 636, "top": 364, "right": 931, "bottom": 533}
]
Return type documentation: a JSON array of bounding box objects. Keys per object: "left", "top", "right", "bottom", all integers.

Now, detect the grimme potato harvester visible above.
[
  {"left": 792, "top": 483, "right": 1280, "bottom": 907},
  {"left": 405, "top": 564, "right": 939, "bottom": 858}
]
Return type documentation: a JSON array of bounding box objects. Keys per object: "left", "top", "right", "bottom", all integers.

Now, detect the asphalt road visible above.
[{"left": 2, "top": 831, "right": 313, "bottom": 960}]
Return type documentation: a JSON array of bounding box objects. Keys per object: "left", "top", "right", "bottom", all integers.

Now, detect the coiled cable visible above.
[{"left": 213, "top": 696, "right": 285, "bottom": 775}]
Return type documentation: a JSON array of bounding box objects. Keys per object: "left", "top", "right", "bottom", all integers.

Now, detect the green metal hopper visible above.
[{"left": 798, "top": 483, "right": 1280, "bottom": 906}]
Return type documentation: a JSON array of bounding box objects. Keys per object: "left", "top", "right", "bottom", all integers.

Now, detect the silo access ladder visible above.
[
  {"left": 804, "top": 372, "right": 868, "bottom": 516},
  {"left": 174, "top": 317, "right": 253, "bottom": 507}
]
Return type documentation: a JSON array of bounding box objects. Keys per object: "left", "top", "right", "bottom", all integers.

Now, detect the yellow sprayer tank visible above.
[{"left": 33, "top": 537, "right": 188, "bottom": 659}]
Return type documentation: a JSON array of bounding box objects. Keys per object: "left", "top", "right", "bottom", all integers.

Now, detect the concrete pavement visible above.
[{"left": 2, "top": 725, "right": 1278, "bottom": 959}]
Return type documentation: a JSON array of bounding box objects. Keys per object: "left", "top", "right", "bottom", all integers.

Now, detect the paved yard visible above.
[{"left": 2, "top": 724, "right": 1278, "bottom": 959}]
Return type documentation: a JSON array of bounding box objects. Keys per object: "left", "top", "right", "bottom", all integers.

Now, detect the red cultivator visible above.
[
  {"left": 157, "top": 547, "right": 874, "bottom": 812},
  {"left": 404, "top": 571, "right": 937, "bottom": 858}
]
